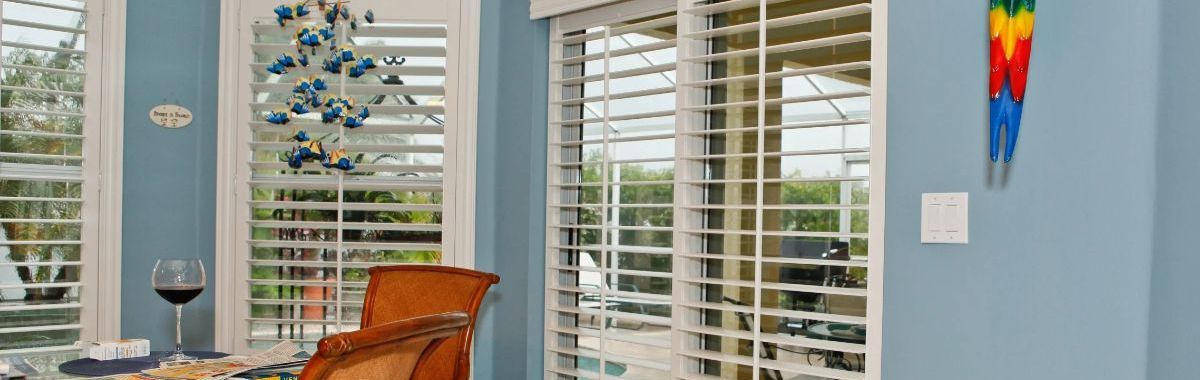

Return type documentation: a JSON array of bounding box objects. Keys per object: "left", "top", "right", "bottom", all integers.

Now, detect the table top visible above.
[
  {"left": 803, "top": 322, "right": 867, "bottom": 344},
  {"left": 10, "top": 353, "right": 306, "bottom": 379},
  {"left": 58, "top": 351, "right": 228, "bottom": 378}
]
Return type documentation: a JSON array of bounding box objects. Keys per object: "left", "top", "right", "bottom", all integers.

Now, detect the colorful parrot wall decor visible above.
[
  {"left": 260, "top": 0, "right": 380, "bottom": 172},
  {"left": 989, "top": 0, "right": 1035, "bottom": 163}
]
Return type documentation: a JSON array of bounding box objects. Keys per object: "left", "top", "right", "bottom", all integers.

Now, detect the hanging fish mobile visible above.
[
  {"left": 262, "top": 1, "right": 381, "bottom": 172},
  {"left": 988, "top": 0, "right": 1035, "bottom": 163}
]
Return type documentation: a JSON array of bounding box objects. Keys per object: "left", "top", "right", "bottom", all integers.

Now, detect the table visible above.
[
  {"left": 801, "top": 322, "right": 866, "bottom": 372},
  {"left": 11, "top": 352, "right": 306, "bottom": 379}
]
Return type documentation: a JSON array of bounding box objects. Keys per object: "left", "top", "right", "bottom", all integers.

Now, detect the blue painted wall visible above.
[
  {"left": 120, "top": 0, "right": 220, "bottom": 351},
  {"left": 883, "top": 1, "right": 1160, "bottom": 379},
  {"left": 1147, "top": 0, "right": 1199, "bottom": 378},
  {"left": 110, "top": 1, "right": 1193, "bottom": 378},
  {"left": 473, "top": 0, "right": 549, "bottom": 378}
]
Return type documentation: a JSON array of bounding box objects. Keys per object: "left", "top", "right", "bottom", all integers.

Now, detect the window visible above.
[
  {"left": 546, "top": 0, "right": 885, "bottom": 379},
  {"left": 0, "top": 0, "right": 120, "bottom": 364},
  {"left": 219, "top": 0, "right": 478, "bottom": 353}
]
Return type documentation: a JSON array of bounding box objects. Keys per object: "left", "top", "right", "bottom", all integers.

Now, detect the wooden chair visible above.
[
  {"left": 300, "top": 312, "right": 469, "bottom": 380},
  {"left": 357, "top": 265, "right": 500, "bottom": 380}
]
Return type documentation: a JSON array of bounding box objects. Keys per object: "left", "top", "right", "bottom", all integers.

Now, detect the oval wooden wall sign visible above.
[{"left": 149, "top": 104, "right": 193, "bottom": 129}]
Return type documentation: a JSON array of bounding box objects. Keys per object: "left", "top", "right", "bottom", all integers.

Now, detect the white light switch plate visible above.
[{"left": 921, "top": 193, "right": 969, "bottom": 244}]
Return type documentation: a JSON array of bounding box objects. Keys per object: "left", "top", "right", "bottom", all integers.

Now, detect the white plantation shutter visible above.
[
  {"left": 530, "top": 0, "right": 622, "bottom": 20},
  {"left": 547, "top": 0, "right": 882, "bottom": 379},
  {"left": 0, "top": 0, "right": 105, "bottom": 357},
  {"left": 675, "top": 1, "right": 874, "bottom": 379},
  {"left": 546, "top": 8, "right": 678, "bottom": 379},
  {"left": 231, "top": 0, "right": 471, "bottom": 353}
]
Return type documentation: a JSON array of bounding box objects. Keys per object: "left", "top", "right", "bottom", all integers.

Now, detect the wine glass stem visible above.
[{"left": 174, "top": 304, "right": 183, "bottom": 355}]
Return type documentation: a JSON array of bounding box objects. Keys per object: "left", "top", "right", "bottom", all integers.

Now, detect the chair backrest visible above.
[
  {"left": 359, "top": 265, "right": 500, "bottom": 380},
  {"left": 300, "top": 312, "right": 470, "bottom": 380}
]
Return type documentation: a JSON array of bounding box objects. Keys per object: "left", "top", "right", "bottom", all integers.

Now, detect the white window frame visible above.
[
  {"left": 0, "top": 0, "right": 126, "bottom": 352},
  {"left": 212, "top": 0, "right": 480, "bottom": 354},
  {"left": 542, "top": 0, "right": 887, "bottom": 378}
]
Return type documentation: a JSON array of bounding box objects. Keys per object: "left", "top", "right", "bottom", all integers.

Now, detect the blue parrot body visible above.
[
  {"left": 296, "top": 54, "right": 309, "bottom": 67},
  {"left": 293, "top": 130, "right": 310, "bottom": 142},
  {"left": 364, "top": 10, "right": 375, "bottom": 24},
  {"left": 989, "top": 80, "right": 1024, "bottom": 163}
]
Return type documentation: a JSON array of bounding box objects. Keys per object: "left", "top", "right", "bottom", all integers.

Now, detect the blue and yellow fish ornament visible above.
[
  {"left": 324, "top": 1, "right": 342, "bottom": 24},
  {"left": 321, "top": 56, "right": 342, "bottom": 74},
  {"left": 292, "top": 129, "right": 310, "bottom": 142},
  {"left": 265, "top": 61, "right": 287, "bottom": 75},
  {"left": 265, "top": 109, "right": 291, "bottom": 125},
  {"left": 336, "top": 46, "right": 356, "bottom": 62},
  {"left": 287, "top": 140, "right": 325, "bottom": 169},
  {"left": 321, "top": 105, "right": 345, "bottom": 123},
  {"left": 324, "top": 97, "right": 354, "bottom": 110},
  {"left": 292, "top": 1, "right": 310, "bottom": 18},
  {"left": 287, "top": 95, "right": 310, "bottom": 115},
  {"left": 342, "top": 107, "right": 370, "bottom": 128},
  {"left": 317, "top": 24, "right": 336, "bottom": 42},
  {"left": 298, "top": 140, "right": 325, "bottom": 161},
  {"left": 273, "top": 5, "right": 295, "bottom": 26},
  {"left": 322, "top": 148, "right": 355, "bottom": 171}
]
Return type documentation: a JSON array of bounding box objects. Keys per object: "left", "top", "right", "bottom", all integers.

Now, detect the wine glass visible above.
[{"left": 152, "top": 259, "right": 206, "bottom": 362}]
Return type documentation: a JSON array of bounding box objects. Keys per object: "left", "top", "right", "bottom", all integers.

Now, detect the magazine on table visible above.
[{"left": 98, "top": 341, "right": 307, "bottom": 380}]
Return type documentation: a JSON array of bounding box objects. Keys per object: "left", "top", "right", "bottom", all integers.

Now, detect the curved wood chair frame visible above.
[{"left": 300, "top": 312, "right": 470, "bottom": 380}]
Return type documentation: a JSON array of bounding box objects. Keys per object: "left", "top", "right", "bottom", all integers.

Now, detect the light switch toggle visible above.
[{"left": 921, "top": 193, "right": 969, "bottom": 244}]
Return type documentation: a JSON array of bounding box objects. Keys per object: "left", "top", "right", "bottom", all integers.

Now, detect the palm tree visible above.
[{"left": 1, "top": 15, "right": 87, "bottom": 301}]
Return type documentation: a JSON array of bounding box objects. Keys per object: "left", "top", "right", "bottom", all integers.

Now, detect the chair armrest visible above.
[{"left": 315, "top": 312, "right": 471, "bottom": 359}]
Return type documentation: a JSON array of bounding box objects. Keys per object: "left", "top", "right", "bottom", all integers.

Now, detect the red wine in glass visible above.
[
  {"left": 154, "top": 286, "right": 204, "bottom": 305},
  {"left": 152, "top": 259, "right": 206, "bottom": 362}
]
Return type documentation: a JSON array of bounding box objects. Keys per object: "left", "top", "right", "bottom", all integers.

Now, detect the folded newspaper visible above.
[{"left": 103, "top": 341, "right": 307, "bottom": 380}]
